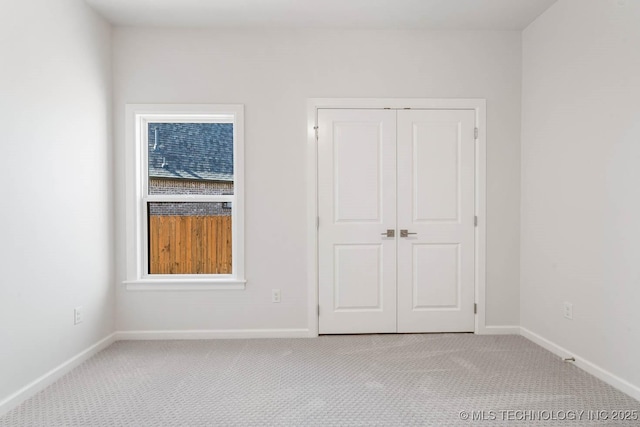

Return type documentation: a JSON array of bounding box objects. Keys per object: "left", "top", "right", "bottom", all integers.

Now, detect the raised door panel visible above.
[
  {"left": 413, "top": 122, "right": 460, "bottom": 223},
  {"left": 412, "top": 244, "right": 460, "bottom": 310},
  {"left": 334, "top": 122, "right": 381, "bottom": 223},
  {"left": 334, "top": 244, "right": 382, "bottom": 311}
]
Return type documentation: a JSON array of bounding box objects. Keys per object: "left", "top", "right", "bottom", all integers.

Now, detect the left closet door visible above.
[{"left": 317, "top": 109, "right": 398, "bottom": 334}]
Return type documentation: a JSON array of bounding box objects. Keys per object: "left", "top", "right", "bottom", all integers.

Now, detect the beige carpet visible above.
[{"left": 1, "top": 334, "right": 639, "bottom": 426}]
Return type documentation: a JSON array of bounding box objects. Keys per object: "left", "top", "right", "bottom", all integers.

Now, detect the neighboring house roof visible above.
[{"left": 148, "top": 122, "right": 233, "bottom": 182}]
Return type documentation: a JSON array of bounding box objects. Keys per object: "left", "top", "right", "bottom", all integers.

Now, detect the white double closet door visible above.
[{"left": 318, "top": 108, "right": 476, "bottom": 334}]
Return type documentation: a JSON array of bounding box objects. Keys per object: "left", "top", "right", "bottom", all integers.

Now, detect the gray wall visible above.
[
  {"left": 521, "top": 0, "right": 640, "bottom": 397},
  {"left": 113, "top": 28, "right": 522, "bottom": 331},
  {"left": 0, "top": 0, "right": 113, "bottom": 406}
]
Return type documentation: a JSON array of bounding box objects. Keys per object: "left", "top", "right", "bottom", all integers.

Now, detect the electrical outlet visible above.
[
  {"left": 74, "top": 306, "right": 83, "bottom": 325},
  {"left": 563, "top": 302, "right": 573, "bottom": 320},
  {"left": 272, "top": 289, "right": 281, "bottom": 303}
]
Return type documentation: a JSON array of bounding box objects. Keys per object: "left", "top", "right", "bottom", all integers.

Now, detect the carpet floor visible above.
[{"left": 1, "top": 334, "right": 639, "bottom": 426}]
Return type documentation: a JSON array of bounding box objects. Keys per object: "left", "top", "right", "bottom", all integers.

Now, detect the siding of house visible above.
[
  {"left": 149, "top": 201, "right": 231, "bottom": 216},
  {"left": 149, "top": 178, "right": 234, "bottom": 196},
  {"left": 148, "top": 178, "right": 234, "bottom": 216}
]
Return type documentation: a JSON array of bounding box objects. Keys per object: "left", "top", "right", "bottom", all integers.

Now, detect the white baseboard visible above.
[
  {"left": 0, "top": 333, "right": 117, "bottom": 417},
  {"left": 115, "top": 328, "right": 314, "bottom": 340},
  {"left": 520, "top": 327, "right": 640, "bottom": 402},
  {"left": 479, "top": 325, "right": 521, "bottom": 335}
]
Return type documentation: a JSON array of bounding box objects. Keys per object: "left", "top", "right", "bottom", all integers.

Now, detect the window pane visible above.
[
  {"left": 148, "top": 123, "right": 234, "bottom": 195},
  {"left": 148, "top": 202, "right": 232, "bottom": 275}
]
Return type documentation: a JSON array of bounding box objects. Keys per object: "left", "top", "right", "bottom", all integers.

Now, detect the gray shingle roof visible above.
[{"left": 148, "top": 123, "right": 233, "bottom": 182}]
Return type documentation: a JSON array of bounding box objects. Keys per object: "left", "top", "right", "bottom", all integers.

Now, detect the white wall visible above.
[
  {"left": 521, "top": 0, "right": 640, "bottom": 395},
  {"left": 0, "top": 0, "right": 113, "bottom": 405},
  {"left": 113, "top": 29, "right": 522, "bottom": 332}
]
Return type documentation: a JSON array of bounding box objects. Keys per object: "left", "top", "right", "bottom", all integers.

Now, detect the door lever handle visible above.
[
  {"left": 400, "top": 229, "right": 417, "bottom": 237},
  {"left": 381, "top": 229, "right": 395, "bottom": 238}
]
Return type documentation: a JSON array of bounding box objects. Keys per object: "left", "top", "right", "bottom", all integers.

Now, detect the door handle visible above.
[
  {"left": 400, "top": 229, "right": 417, "bottom": 237},
  {"left": 381, "top": 229, "right": 395, "bottom": 238}
]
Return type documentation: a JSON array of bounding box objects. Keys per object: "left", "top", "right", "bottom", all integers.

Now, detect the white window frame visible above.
[{"left": 124, "top": 104, "right": 245, "bottom": 291}]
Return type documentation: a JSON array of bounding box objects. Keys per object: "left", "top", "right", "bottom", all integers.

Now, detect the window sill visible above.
[{"left": 123, "top": 279, "right": 246, "bottom": 291}]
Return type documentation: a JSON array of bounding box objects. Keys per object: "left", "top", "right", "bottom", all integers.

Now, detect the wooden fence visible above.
[{"left": 149, "top": 215, "right": 232, "bottom": 274}]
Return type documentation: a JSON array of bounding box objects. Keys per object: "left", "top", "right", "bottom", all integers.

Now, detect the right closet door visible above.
[{"left": 396, "top": 109, "right": 476, "bottom": 333}]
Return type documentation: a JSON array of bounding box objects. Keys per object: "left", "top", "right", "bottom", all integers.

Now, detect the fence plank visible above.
[{"left": 149, "top": 215, "right": 232, "bottom": 274}]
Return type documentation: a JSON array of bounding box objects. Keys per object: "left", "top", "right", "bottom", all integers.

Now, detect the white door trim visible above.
[{"left": 306, "top": 98, "right": 487, "bottom": 336}]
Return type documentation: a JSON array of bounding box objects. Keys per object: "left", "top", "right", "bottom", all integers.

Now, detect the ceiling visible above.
[{"left": 85, "top": 0, "right": 558, "bottom": 30}]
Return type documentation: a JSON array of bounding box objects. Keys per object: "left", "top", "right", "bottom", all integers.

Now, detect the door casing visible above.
[{"left": 306, "top": 98, "right": 487, "bottom": 336}]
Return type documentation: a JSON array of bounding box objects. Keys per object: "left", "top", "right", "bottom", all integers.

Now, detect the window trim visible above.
[{"left": 124, "top": 104, "right": 245, "bottom": 290}]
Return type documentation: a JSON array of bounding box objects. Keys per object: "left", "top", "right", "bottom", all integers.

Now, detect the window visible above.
[{"left": 124, "top": 105, "right": 245, "bottom": 290}]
